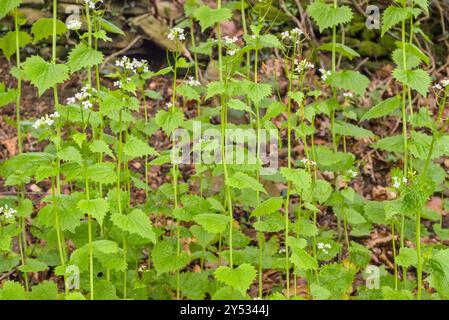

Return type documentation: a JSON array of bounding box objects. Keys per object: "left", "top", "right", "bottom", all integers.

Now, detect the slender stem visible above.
[
  {"left": 392, "top": 222, "right": 398, "bottom": 290},
  {"left": 14, "top": 9, "right": 22, "bottom": 153},
  {"left": 217, "top": 0, "right": 234, "bottom": 268},
  {"left": 85, "top": 163, "right": 94, "bottom": 300},
  {"left": 85, "top": 2, "right": 92, "bottom": 86}
]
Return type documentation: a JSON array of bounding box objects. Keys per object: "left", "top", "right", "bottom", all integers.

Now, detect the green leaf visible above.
[
  {"left": 242, "top": 81, "right": 272, "bottom": 105},
  {"left": 327, "top": 70, "right": 369, "bottom": 96},
  {"left": 110, "top": 209, "right": 156, "bottom": 242},
  {"left": 373, "top": 135, "right": 403, "bottom": 153},
  {"left": 393, "top": 68, "right": 431, "bottom": 96},
  {"left": 77, "top": 198, "right": 109, "bottom": 225},
  {"left": 310, "top": 283, "right": 331, "bottom": 300},
  {"left": 193, "top": 6, "right": 232, "bottom": 31},
  {"left": 22, "top": 56, "right": 69, "bottom": 96},
  {"left": 381, "top": 6, "right": 416, "bottom": 37},
  {"left": 98, "top": 17, "right": 125, "bottom": 35},
  {"left": 334, "top": 120, "right": 374, "bottom": 138},
  {"left": 57, "top": 146, "right": 82, "bottom": 165},
  {"left": 18, "top": 259, "right": 48, "bottom": 273},
  {"left": 31, "top": 18, "right": 67, "bottom": 42},
  {"left": 395, "top": 247, "right": 417, "bottom": 268},
  {"left": 0, "top": 0, "right": 22, "bottom": 20},
  {"left": 29, "top": 281, "right": 58, "bottom": 300},
  {"left": 307, "top": 1, "right": 353, "bottom": 32},
  {"left": 0, "top": 88, "right": 17, "bottom": 108},
  {"left": 155, "top": 108, "right": 184, "bottom": 135},
  {"left": 251, "top": 197, "right": 283, "bottom": 217},
  {"left": 382, "top": 287, "right": 413, "bottom": 300},
  {"left": 228, "top": 99, "right": 254, "bottom": 115},
  {"left": 0, "top": 31, "right": 31, "bottom": 60},
  {"left": 319, "top": 43, "right": 360, "bottom": 60},
  {"left": 205, "top": 81, "right": 225, "bottom": 100},
  {"left": 151, "top": 240, "right": 190, "bottom": 275},
  {"left": 123, "top": 134, "right": 158, "bottom": 159},
  {"left": 280, "top": 168, "right": 312, "bottom": 196},
  {"left": 255, "top": 34, "right": 283, "bottom": 49},
  {"left": 89, "top": 140, "right": 114, "bottom": 159},
  {"left": 227, "top": 172, "right": 267, "bottom": 194},
  {"left": 177, "top": 84, "right": 200, "bottom": 101},
  {"left": 360, "top": 96, "right": 401, "bottom": 121},
  {"left": 391, "top": 48, "right": 421, "bottom": 70},
  {"left": 0, "top": 281, "right": 26, "bottom": 300},
  {"left": 214, "top": 263, "right": 256, "bottom": 294},
  {"left": 313, "top": 180, "right": 333, "bottom": 204},
  {"left": 290, "top": 247, "right": 318, "bottom": 271},
  {"left": 193, "top": 213, "right": 228, "bottom": 234},
  {"left": 67, "top": 43, "right": 104, "bottom": 73},
  {"left": 86, "top": 163, "right": 116, "bottom": 184},
  {"left": 37, "top": 197, "right": 84, "bottom": 232},
  {"left": 72, "top": 132, "right": 86, "bottom": 149}
]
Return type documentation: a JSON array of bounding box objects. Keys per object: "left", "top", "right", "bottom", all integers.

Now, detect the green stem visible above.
[
  {"left": 14, "top": 8, "right": 22, "bottom": 154},
  {"left": 85, "top": 163, "right": 94, "bottom": 300},
  {"left": 217, "top": 0, "right": 234, "bottom": 269},
  {"left": 392, "top": 222, "right": 398, "bottom": 290}
]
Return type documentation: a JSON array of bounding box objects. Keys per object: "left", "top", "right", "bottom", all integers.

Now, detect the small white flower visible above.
[
  {"left": 32, "top": 112, "right": 59, "bottom": 129},
  {"left": 441, "top": 79, "right": 449, "bottom": 87},
  {"left": 319, "top": 68, "right": 331, "bottom": 81},
  {"left": 343, "top": 92, "right": 354, "bottom": 99},
  {"left": 223, "top": 36, "right": 238, "bottom": 45},
  {"left": 392, "top": 176, "right": 408, "bottom": 188},
  {"left": 280, "top": 28, "right": 304, "bottom": 43},
  {"left": 294, "top": 59, "right": 314, "bottom": 74},
  {"left": 0, "top": 204, "right": 16, "bottom": 219},
  {"left": 66, "top": 19, "right": 82, "bottom": 31},
  {"left": 186, "top": 76, "right": 201, "bottom": 87},
  {"left": 167, "top": 27, "right": 185, "bottom": 41},
  {"left": 347, "top": 169, "right": 357, "bottom": 178},
  {"left": 82, "top": 100, "right": 93, "bottom": 110},
  {"left": 317, "top": 242, "right": 331, "bottom": 254},
  {"left": 166, "top": 102, "right": 173, "bottom": 109},
  {"left": 433, "top": 83, "right": 442, "bottom": 90},
  {"left": 84, "top": 0, "right": 99, "bottom": 9},
  {"left": 66, "top": 97, "right": 76, "bottom": 104},
  {"left": 228, "top": 48, "right": 239, "bottom": 56},
  {"left": 300, "top": 158, "right": 316, "bottom": 167},
  {"left": 113, "top": 80, "right": 122, "bottom": 88},
  {"left": 281, "top": 31, "right": 290, "bottom": 40}
]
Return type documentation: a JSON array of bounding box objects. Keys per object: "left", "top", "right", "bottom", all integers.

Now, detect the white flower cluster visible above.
[
  {"left": 66, "top": 19, "right": 82, "bottom": 31},
  {"left": 281, "top": 27, "right": 304, "bottom": 42},
  {"left": 186, "top": 76, "right": 201, "bottom": 87},
  {"left": 32, "top": 112, "right": 60, "bottom": 129},
  {"left": 115, "top": 56, "right": 149, "bottom": 74},
  {"left": 300, "top": 158, "right": 317, "bottom": 167},
  {"left": 85, "top": 0, "right": 102, "bottom": 9},
  {"left": 319, "top": 68, "right": 331, "bottom": 81},
  {"left": 343, "top": 92, "right": 354, "bottom": 99},
  {"left": 223, "top": 36, "right": 238, "bottom": 45},
  {"left": 0, "top": 204, "right": 16, "bottom": 219},
  {"left": 347, "top": 169, "right": 358, "bottom": 178},
  {"left": 294, "top": 59, "right": 314, "bottom": 74},
  {"left": 113, "top": 78, "right": 132, "bottom": 89},
  {"left": 167, "top": 27, "right": 185, "bottom": 41},
  {"left": 227, "top": 48, "right": 239, "bottom": 56},
  {"left": 432, "top": 79, "right": 449, "bottom": 90},
  {"left": 317, "top": 242, "right": 331, "bottom": 254},
  {"left": 66, "top": 86, "right": 96, "bottom": 110},
  {"left": 392, "top": 176, "right": 408, "bottom": 189},
  {"left": 166, "top": 102, "right": 173, "bottom": 109}
]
